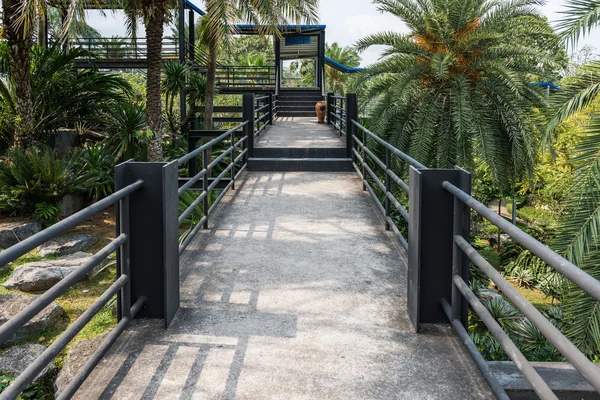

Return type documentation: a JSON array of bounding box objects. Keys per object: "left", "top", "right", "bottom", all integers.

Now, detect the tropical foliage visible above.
[{"left": 354, "top": 0, "right": 564, "bottom": 193}]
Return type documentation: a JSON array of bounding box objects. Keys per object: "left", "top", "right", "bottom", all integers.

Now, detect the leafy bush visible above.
[
  {"left": 34, "top": 202, "right": 61, "bottom": 227},
  {"left": 105, "top": 102, "right": 149, "bottom": 163},
  {"left": 79, "top": 144, "right": 115, "bottom": 202},
  {"left": 0, "top": 147, "right": 88, "bottom": 217}
]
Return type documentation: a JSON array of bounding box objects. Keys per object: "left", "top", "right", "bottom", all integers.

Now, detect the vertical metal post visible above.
[
  {"left": 188, "top": 138, "right": 197, "bottom": 178},
  {"left": 242, "top": 93, "right": 255, "bottom": 161},
  {"left": 114, "top": 161, "right": 180, "bottom": 327},
  {"left": 202, "top": 149, "right": 209, "bottom": 229},
  {"left": 451, "top": 168, "right": 472, "bottom": 328},
  {"left": 362, "top": 128, "right": 366, "bottom": 191},
  {"left": 326, "top": 92, "right": 333, "bottom": 124},
  {"left": 188, "top": 9, "right": 195, "bottom": 61},
  {"left": 385, "top": 148, "right": 391, "bottom": 231},
  {"left": 119, "top": 196, "right": 132, "bottom": 319},
  {"left": 268, "top": 93, "right": 273, "bottom": 125},
  {"left": 231, "top": 130, "right": 236, "bottom": 190},
  {"left": 407, "top": 167, "right": 471, "bottom": 332},
  {"left": 345, "top": 93, "right": 358, "bottom": 159}
]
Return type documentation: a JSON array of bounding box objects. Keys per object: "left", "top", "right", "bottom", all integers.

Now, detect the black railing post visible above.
[
  {"left": 268, "top": 93, "right": 274, "bottom": 125},
  {"left": 231, "top": 130, "right": 236, "bottom": 190},
  {"left": 243, "top": 93, "right": 255, "bottom": 161},
  {"left": 203, "top": 149, "right": 209, "bottom": 229},
  {"left": 114, "top": 161, "right": 180, "bottom": 327},
  {"left": 362, "top": 128, "right": 366, "bottom": 191},
  {"left": 345, "top": 93, "right": 358, "bottom": 159},
  {"left": 407, "top": 166, "right": 471, "bottom": 332},
  {"left": 385, "top": 148, "right": 391, "bottom": 231},
  {"left": 326, "top": 92, "right": 334, "bottom": 124}
]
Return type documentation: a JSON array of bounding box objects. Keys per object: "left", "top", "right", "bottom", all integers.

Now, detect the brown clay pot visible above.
[{"left": 315, "top": 101, "right": 327, "bottom": 123}]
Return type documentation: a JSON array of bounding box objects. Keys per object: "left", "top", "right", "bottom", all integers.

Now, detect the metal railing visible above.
[
  {"left": 345, "top": 92, "right": 600, "bottom": 398},
  {"left": 442, "top": 182, "right": 600, "bottom": 400},
  {"left": 0, "top": 181, "right": 145, "bottom": 400},
  {"left": 351, "top": 120, "right": 425, "bottom": 252},
  {"left": 216, "top": 66, "right": 276, "bottom": 91},
  {"left": 254, "top": 95, "right": 271, "bottom": 139},
  {"left": 177, "top": 121, "right": 248, "bottom": 254},
  {"left": 329, "top": 95, "right": 346, "bottom": 134},
  {"left": 54, "top": 37, "right": 181, "bottom": 61}
]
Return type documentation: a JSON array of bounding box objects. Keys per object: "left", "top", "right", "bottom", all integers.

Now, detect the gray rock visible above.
[
  {"left": 59, "top": 194, "right": 85, "bottom": 218},
  {"left": 38, "top": 234, "right": 95, "bottom": 257},
  {"left": 0, "top": 294, "right": 65, "bottom": 345},
  {"left": 3, "top": 252, "right": 107, "bottom": 292},
  {"left": 54, "top": 330, "right": 111, "bottom": 396},
  {"left": 0, "top": 344, "right": 56, "bottom": 381},
  {"left": 0, "top": 222, "right": 42, "bottom": 249}
]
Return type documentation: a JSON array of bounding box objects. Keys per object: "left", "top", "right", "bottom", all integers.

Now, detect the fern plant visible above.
[{"left": 35, "top": 202, "right": 61, "bottom": 227}]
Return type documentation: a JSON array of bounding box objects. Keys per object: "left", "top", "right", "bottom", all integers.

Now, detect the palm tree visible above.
[
  {"left": 547, "top": 0, "right": 600, "bottom": 359},
  {"left": 201, "top": 0, "right": 320, "bottom": 130},
  {"left": 354, "top": 0, "right": 561, "bottom": 193},
  {"left": 325, "top": 42, "right": 360, "bottom": 94}
]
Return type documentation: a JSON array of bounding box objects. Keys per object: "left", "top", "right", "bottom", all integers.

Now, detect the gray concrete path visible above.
[
  {"left": 256, "top": 117, "right": 345, "bottom": 148},
  {"left": 77, "top": 172, "right": 492, "bottom": 399}
]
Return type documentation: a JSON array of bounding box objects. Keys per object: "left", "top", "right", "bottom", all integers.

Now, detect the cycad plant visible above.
[{"left": 354, "top": 0, "right": 563, "bottom": 192}]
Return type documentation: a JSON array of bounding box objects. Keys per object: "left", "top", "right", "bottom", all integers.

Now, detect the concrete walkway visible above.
[
  {"left": 257, "top": 117, "right": 345, "bottom": 148},
  {"left": 77, "top": 172, "right": 492, "bottom": 399}
]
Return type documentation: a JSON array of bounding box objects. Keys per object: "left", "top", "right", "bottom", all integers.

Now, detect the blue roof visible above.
[
  {"left": 185, "top": 0, "right": 205, "bottom": 15},
  {"left": 234, "top": 24, "right": 326, "bottom": 30},
  {"left": 325, "top": 56, "right": 365, "bottom": 73}
]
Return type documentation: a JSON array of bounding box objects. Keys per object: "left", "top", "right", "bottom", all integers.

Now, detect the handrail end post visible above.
[
  {"left": 242, "top": 93, "right": 255, "bottom": 162},
  {"left": 345, "top": 93, "right": 358, "bottom": 159},
  {"left": 407, "top": 167, "right": 471, "bottom": 333},
  {"left": 115, "top": 161, "right": 180, "bottom": 328}
]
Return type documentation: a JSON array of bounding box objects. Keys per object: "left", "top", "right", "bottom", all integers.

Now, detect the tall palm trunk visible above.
[
  {"left": 203, "top": 36, "right": 218, "bottom": 130},
  {"left": 145, "top": 9, "right": 166, "bottom": 161},
  {"left": 2, "top": 0, "right": 36, "bottom": 148}
]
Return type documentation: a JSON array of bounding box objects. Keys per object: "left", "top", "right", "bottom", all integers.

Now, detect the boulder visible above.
[
  {"left": 59, "top": 194, "right": 85, "bottom": 218},
  {"left": 0, "top": 294, "right": 65, "bottom": 345},
  {"left": 38, "top": 234, "right": 95, "bottom": 257},
  {"left": 0, "top": 344, "right": 56, "bottom": 381},
  {"left": 0, "top": 221, "right": 42, "bottom": 249},
  {"left": 54, "top": 330, "right": 111, "bottom": 396},
  {"left": 3, "top": 252, "right": 107, "bottom": 292}
]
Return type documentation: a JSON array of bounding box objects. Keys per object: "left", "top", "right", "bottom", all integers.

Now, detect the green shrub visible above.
[
  {"left": 0, "top": 147, "right": 88, "bottom": 217},
  {"left": 79, "top": 144, "right": 115, "bottom": 202}
]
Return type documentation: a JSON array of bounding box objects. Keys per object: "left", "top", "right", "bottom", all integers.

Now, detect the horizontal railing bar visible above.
[
  {"left": 255, "top": 124, "right": 268, "bottom": 138},
  {"left": 255, "top": 113, "right": 269, "bottom": 125},
  {"left": 364, "top": 163, "right": 386, "bottom": 193},
  {"left": 0, "top": 182, "right": 141, "bottom": 267},
  {"left": 178, "top": 168, "right": 208, "bottom": 195},
  {"left": 352, "top": 148, "right": 363, "bottom": 164},
  {"left": 235, "top": 149, "right": 249, "bottom": 163},
  {"left": 353, "top": 162, "right": 364, "bottom": 180},
  {"left": 364, "top": 179, "right": 385, "bottom": 216},
  {"left": 207, "top": 163, "right": 234, "bottom": 193},
  {"left": 55, "top": 296, "right": 146, "bottom": 400},
  {"left": 179, "top": 216, "right": 208, "bottom": 254},
  {"left": 453, "top": 276, "right": 558, "bottom": 400},
  {"left": 455, "top": 235, "right": 600, "bottom": 392},
  {"left": 3, "top": 275, "right": 130, "bottom": 399},
  {"left": 444, "top": 182, "right": 600, "bottom": 302},
  {"left": 234, "top": 136, "right": 248, "bottom": 148},
  {"left": 0, "top": 235, "right": 127, "bottom": 345},
  {"left": 385, "top": 215, "right": 408, "bottom": 251},
  {"left": 208, "top": 180, "right": 234, "bottom": 215},
  {"left": 179, "top": 191, "right": 208, "bottom": 226},
  {"left": 255, "top": 96, "right": 269, "bottom": 101},
  {"left": 352, "top": 120, "right": 426, "bottom": 169},
  {"left": 255, "top": 104, "right": 269, "bottom": 113},
  {"left": 388, "top": 169, "right": 409, "bottom": 194},
  {"left": 363, "top": 145, "right": 386, "bottom": 171},
  {"left": 386, "top": 192, "right": 409, "bottom": 222},
  {"left": 439, "top": 298, "right": 511, "bottom": 400},
  {"left": 206, "top": 145, "right": 234, "bottom": 172},
  {"left": 235, "top": 162, "right": 248, "bottom": 180},
  {"left": 178, "top": 122, "right": 246, "bottom": 166}
]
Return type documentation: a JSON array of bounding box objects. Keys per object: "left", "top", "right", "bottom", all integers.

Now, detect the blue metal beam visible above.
[
  {"left": 184, "top": 0, "right": 205, "bottom": 15},
  {"left": 324, "top": 56, "right": 365, "bottom": 73}
]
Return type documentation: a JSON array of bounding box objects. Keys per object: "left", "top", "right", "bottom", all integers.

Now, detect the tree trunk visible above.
[
  {"left": 203, "top": 36, "right": 218, "bottom": 130},
  {"left": 145, "top": 10, "right": 166, "bottom": 162},
  {"left": 2, "top": 0, "right": 36, "bottom": 148}
]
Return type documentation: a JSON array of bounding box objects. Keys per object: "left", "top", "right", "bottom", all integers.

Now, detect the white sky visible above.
[{"left": 86, "top": 0, "right": 600, "bottom": 67}]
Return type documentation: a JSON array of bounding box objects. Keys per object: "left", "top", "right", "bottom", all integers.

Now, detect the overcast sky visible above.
[{"left": 86, "top": 0, "right": 600, "bottom": 67}]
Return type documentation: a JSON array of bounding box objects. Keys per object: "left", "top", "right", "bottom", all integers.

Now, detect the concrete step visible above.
[
  {"left": 254, "top": 148, "right": 347, "bottom": 159},
  {"left": 248, "top": 157, "right": 353, "bottom": 172},
  {"left": 278, "top": 100, "right": 321, "bottom": 106},
  {"left": 277, "top": 111, "right": 318, "bottom": 117},
  {"left": 278, "top": 106, "right": 318, "bottom": 112}
]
